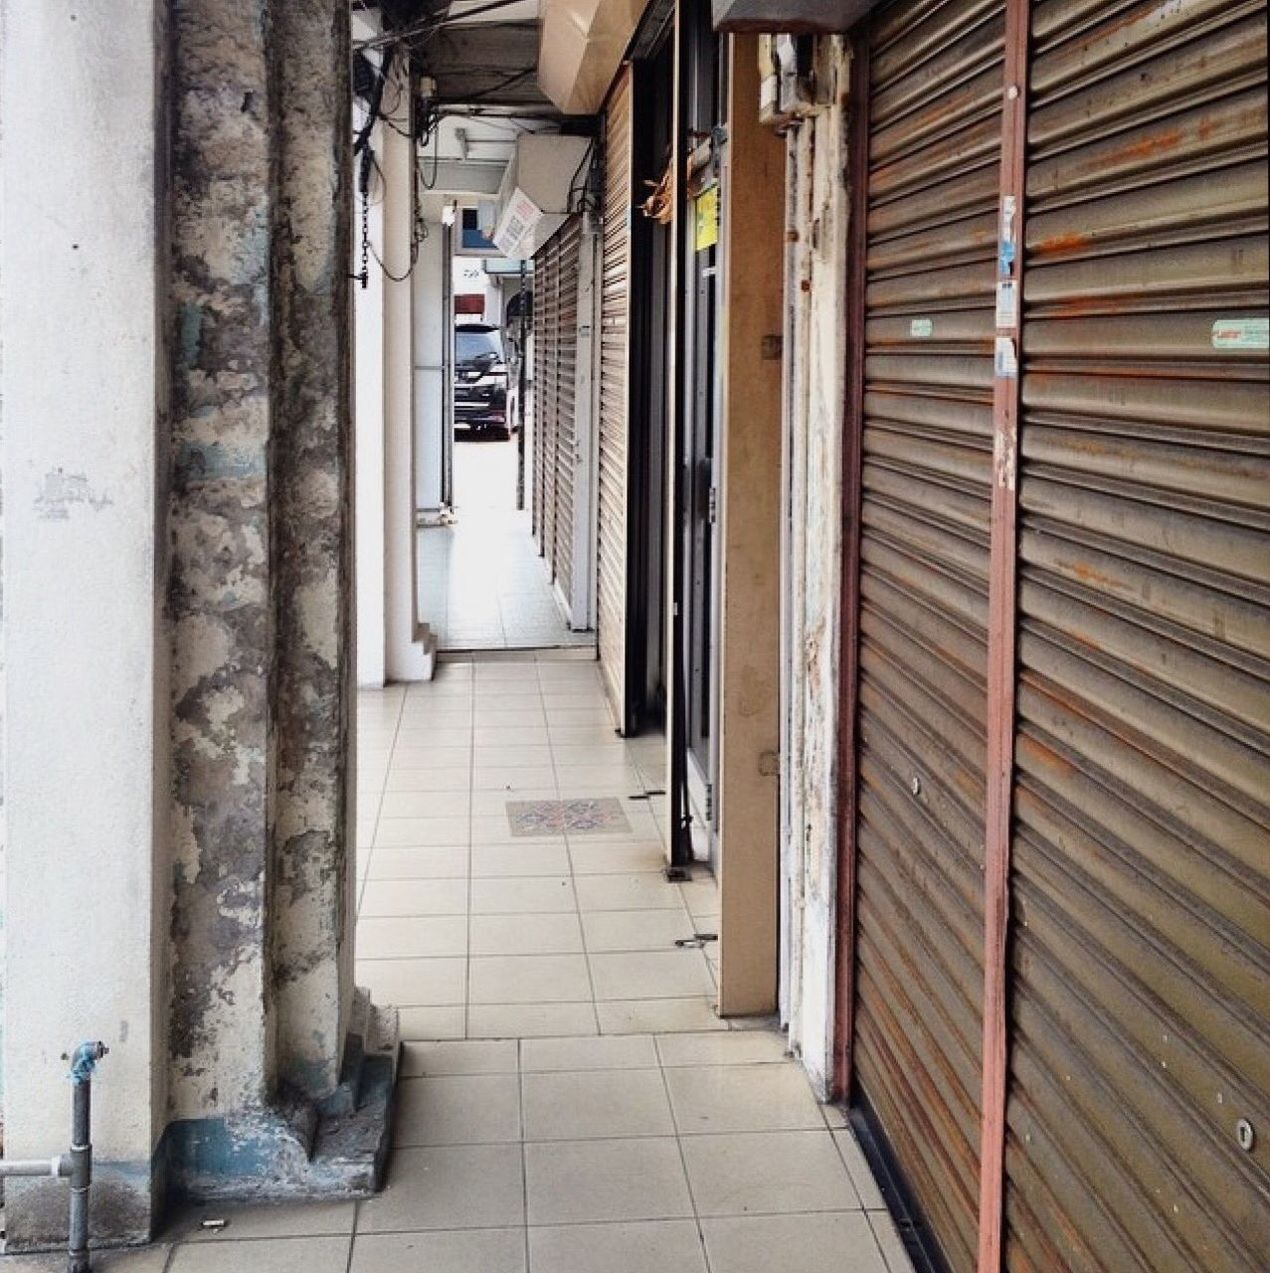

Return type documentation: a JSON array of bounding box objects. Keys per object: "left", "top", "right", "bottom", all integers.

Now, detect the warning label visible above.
[{"left": 1212, "top": 317, "right": 1269, "bottom": 350}]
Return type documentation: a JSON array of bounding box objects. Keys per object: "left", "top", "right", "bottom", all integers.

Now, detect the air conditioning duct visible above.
[{"left": 492, "top": 133, "right": 592, "bottom": 260}]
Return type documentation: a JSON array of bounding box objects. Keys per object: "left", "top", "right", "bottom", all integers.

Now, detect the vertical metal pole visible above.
[
  {"left": 517, "top": 260, "right": 528, "bottom": 510},
  {"left": 67, "top": 1042, "right": 107, "bottom": 1273},
  {"left": 833, "top": 33, "right": 871, "bottom": 1104},
  {"left": 978, "top": 1, "right": 1030, "bottom": 1269}
]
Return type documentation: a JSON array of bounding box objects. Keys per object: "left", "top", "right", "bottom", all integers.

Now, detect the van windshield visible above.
[{"left": 456, "top": 328, "right": 503, "bottom": 368}]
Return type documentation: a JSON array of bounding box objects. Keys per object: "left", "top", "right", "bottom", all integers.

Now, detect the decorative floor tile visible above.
[{"left": 506, "top": 797, "right": 631, "bottom": 838}]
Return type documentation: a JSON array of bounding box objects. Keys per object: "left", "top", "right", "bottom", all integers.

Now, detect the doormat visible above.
[{"left": 505, "top": 798, "right": 631, "bottom": 837}]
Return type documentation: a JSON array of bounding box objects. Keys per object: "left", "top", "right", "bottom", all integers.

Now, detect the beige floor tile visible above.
[
  {"left": 554, "top": 770, "right": 646, "bottom": 796},
  {"left": 470, "top": 913, "right": 584, "bottom": 956},
  {"left": 655, "top": 1031, "right": 790, "bottom": 1068},
  {"left": 869, "top": 1211, "right": 916, "bottom": 1273},
  {"left": 590, "top": 950, "right": 715, "bottom": 1001},
  {"left": 580, "top": 909, "right": 695, "bottom": 952},
  {"left": 378, "top": 790, "right": 470, "bottom": 819},
  {"left": 474, "top": 726, "right": 550, "bottom": 746},
  {"left": 358, "top": 878, "right": 468, "bottom": 918},
  {"left": 597, "top": 998, "right": 724, "bottom": 1035},
  {"left": 475, "top": 744, "right": 554, "bottom": 768},
  {"left": 357, "top": 916, "right": 467, "bottom": 959},
  {"left": 524, "top": 1138, "right": 693, "bottom": 1225},
  {"left": 473, "top": 766, "right": 558, "bottom": 791},
  {"left": 470, "top": 788, "right": 558, "bottom": 817},
  {"left": 392, "top": 728, "right": 473, "bottom": 749},
  {"left": 401, "top": 1039, "right": 519, "bottom": 1077},
  {"left": 375, "top": 816, "right": 471, "bottom": 847},
  {"left": 522, "top": 1068, "right": 673, "bottom": 1141},
  {"left": 351, "top": 1229, "right": 526, "bottom": 1273},
  {"left": 575, "top": 873, "right": 685, "bottom": 912},
  {"left": 682, "top": 1130, "right": 860, "bottom": 1217},
  {"left": 390, "top": 746, "right": 472, "bottom": 770},
  {"left": 528, "top": 1220, "right": 707, "bottom": 1273},
  {"left": 468, "top": 1002, "right": 598, "bottom": 1039},
  {"left": 665, "top": 1064, "right": 824, "bottom": 1135},
  {"left": 366, "top": 847, "right": 468, "bottom": 880},
  {"left": 397, "top": 1006, "right": 466, "bottom": 1040},
  {"left": 358, "top": 1144, "right": 525, "bottom": 1233},
  {"left": 551, "top": 743, "right": 634, "bottom": 767},
  {"left": 4, "top": 1250, "right": 172, "bottom": 1271},
  {"left": 384, "top": 767, "right": 473, "bottom": 793},
  {"left": 471, "top": 814, "right": 566, "bottom": 846},
  {"left": 396, "top": 1073, "right": 522, "bottom": 1146},
  {"left": 701, "top": 1213, "right": 887, "bottom": 1273},
  {"left": 468, "top": 954, "right": 592, "bottom": 1004},
  {"left": 679, "top": 878, "right": 721, "bottom": 918},
  {"left": 471, "top": 876, "right": 575, "bottom": 914},
  {"left": 355, "top": 957, "right": 466, "bottom": 1007},
  {"left": 168, "top": 1237, "right": 350, "bottom": 1272},
  {"left": 568, "top": 842, "right": 669, "bottom": 876},
  {"left": 520, "top": 1034, "right": 657, "bottom": 1072},
  {"left": 180, "top": 1201, "right": 355, "bottom": 1241},
  {"left": 471, "top": 843, "right": 572, "bottom": 877},
  {"left": 834, "top": 1129, "right": 887, "bottom": 1210}
]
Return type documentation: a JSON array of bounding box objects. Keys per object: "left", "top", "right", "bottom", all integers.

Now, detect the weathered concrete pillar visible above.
[{"left": 1, "top": 0, "right": 168, "bottom": 1248}]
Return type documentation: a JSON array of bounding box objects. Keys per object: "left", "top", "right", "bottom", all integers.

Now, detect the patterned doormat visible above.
[{"left": 505, "top": 798, "right": 631, "bottom": 837}]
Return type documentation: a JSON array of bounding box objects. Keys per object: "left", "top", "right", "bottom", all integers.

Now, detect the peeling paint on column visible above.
[
  {"left": 270, "top": 0, "right": 354, "bottom": 1099},
  {"left": 167, "top": 0, "right": 277, "bottom": 1119}
]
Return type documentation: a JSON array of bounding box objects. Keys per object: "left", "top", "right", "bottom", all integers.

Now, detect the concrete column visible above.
[{"left": 1, "top": 0, "right": 167, "bottom": 1247}]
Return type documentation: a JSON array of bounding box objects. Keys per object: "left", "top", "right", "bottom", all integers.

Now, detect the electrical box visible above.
[{"left": 492, "top": 134, "right": 593, "bottom": 260}]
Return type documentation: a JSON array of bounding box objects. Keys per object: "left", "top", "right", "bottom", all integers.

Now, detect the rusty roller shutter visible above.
[
  {"left": 533, "top": 233, "right": 561, "bottom": 563},
  {"left": 554, "top": 214, "right": 583, "bottom": 604},
  {"left": 1003, "top": 2, "right": 1270, "bottom": 1270},
  {"left": 849, "top": 2, "right": 1005, "bottom": 1269},
  {"left": 598, "top": 65, "right": 634, "bottom": 720}
]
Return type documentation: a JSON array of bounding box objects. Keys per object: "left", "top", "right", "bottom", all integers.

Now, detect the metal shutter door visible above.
[
  {"left": 851, "top": 3, "right": 1005, "bottom": 1268},
  {"left": 554, "top": 215, "right": 583, "bottom": 605},
  {"left": 534, "top": 235, "right": 560, "bottom": 564},
  {"left": 598, "top": 66, "right": 634, "bottom": 721},
  {"left": 1005, "top": 4, "right": 1270, "bottom": 1270}
]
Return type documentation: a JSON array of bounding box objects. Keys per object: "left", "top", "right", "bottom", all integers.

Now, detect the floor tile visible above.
[
  {"left": 378, "top": 790, "right": 470, "bottom": 819},
  {"left": 470, "top": 913, "right": 583, "bottom": 956},
  {"left": 590, "top": 950, "right": 716, "bottom": 1000},
  {"left": 355, "top": 957, "right": 467, "bottom": 1007},
  {"left": 665, "top": 1065, "right": 824, "bottom": 1135},
  {"left": 682, "top": 1130, "right": 860, "bottom": 1216},
  {"left": 384, "top": 766, "right": 474, "bottom": 793},
  {"left": 4, "top": 1250, "right": 173, "bottom": 1271},
  {"left": 700, "top": 1212, "right": 888, "bottom": 1273},
  {"left": 473, "top": 766, "right": 558, "bottom": 791},
  {"left": 834, "top": 1129, "right": 887, "bottom": 1210},
  {"left": 359, "top": 878, "right": 468, "bottom": 917},
  {"left": 357, "top": 916, "right": 467, "bottom": 959},
  {"left": 366, "top": 847, "right": 468, "bottom": 880},
  {"left": 168, "top": 1237, "right": 350, "bottom": 1272},
  {"left": 359, "top": 1144, "right": 525, "bottom": 1233},
  {"left": 869, "top": 1211, "right": 916, "bottom": 1273},
  {"left": 520, "top": 1034, "right": 657, "bottom": 1072},
  {"left": 180, "top": 1201, "right": 355, "bottom": 1242},
  {"left": 375, "top": 816, "right": 471, "bottom": 847},
  {"left": 596, "top": 998, "right": 724, "bottom": 1035},
  {"left": 580, "top": 909, "right": 695, "bottom": 953},
  {"left": 656, "top": 1031, "right": 790, "bottom": 1068},
  {"left": 522, "top": 1068, "right": 674, "bottom": 1140},
  {"left": 396, "top": 1074, "right": 521, "bottom": 1146},
  {"left": 467, "top": 1002, "right": 598, "bottom": 1039},
  {"left": 471, "top": 843, "right": 572, "bottom": 878},
  {"left": 575, "top": 874, "right": 685, "bottom": 912},
  {"left": 471, "top": 876, "right": 575, "bottom": 914},
  {"left": 401, "top": 1039, "right": 519, "bottom": 1076},
  {"left": 390, "top": 747, "right": 472, "bottom": 771},
  {"left": 468, "top": 954, "right": 592, "bottom": 1004},
  {"left": 568, "top": 842, "right": 669, "bottom": 876},
  {"left": 397, "top": 1006, "right": 466, "bottom": 1040},
  {"left": 350, "top": 1229, "right": 526, "bottom": 1273},
  {"left": 524, "top": 1138, "right": 693, "bottom": 1225},
  {"left": 528, "top": 1220, "right": 707, "bottom": 1273}
]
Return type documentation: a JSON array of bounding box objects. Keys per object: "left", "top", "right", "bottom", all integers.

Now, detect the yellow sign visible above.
[{"left": 694, "top": 185, "right": 719, "bottom": 252}]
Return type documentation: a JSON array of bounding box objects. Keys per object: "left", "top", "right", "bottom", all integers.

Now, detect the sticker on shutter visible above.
[{"left": 1212, "top": 317, "right": 1269, "bottom": 350}]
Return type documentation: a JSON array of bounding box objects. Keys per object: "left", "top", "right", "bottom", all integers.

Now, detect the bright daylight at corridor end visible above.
[{"left": 0, "top": 1, "right": 1267, "bottom": 1272}]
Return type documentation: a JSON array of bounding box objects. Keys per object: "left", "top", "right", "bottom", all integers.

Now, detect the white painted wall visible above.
[
  {"left": 354, "top": 20, "right": 387, "bottom": 688},
  {"left": 1, "top": 0, "right": 166, "bottom": 1189},
  {"left": 414, "top": 220, "right": 448, "bottom": 517}
]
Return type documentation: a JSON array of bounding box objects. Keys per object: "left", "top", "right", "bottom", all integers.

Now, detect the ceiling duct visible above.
[
  {"left": 537, "top": 0, "right": 650, "bottom": 115},
  {"left": 492, "top": 133, "right": 593, "bottom": 258}
]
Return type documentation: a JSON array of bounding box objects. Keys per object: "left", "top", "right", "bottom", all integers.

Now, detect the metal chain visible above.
[{"left": 359, "top": 184, "right": 370, "bottom": 290}]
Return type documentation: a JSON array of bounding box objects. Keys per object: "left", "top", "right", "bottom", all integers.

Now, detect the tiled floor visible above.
[
  {"left": 417, "top": 437, "right": 596, "bottom": 652},
  {"left": 1, "top": 657, "right": 911, "bottom": 1272}
]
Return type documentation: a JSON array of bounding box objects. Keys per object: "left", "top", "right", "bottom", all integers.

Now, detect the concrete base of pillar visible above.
[
  {"left": 418, "top": 625, "right": 439, "bottom": 681},
  {"left": 164, "top": 994, "right": 400, "bottom": 1207}
]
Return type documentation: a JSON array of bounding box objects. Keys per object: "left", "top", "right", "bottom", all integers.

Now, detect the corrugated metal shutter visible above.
[
  {"left": 851, "top": 2, "right": 1004, "bottom": 1268},
  {"left": 533, "top": 233, "right": 560, "bottom": 564},
  {"left": 598, "top": 65, "right": 634, "bottom": 720},
  {"left": 1005, "top": 4, "right": 1270, "bottom": 1270},
  {"left": 554, "top": 214, "right": 583, "bottom": 605}
]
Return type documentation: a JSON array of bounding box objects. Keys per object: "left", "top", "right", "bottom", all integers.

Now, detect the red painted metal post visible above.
[
  {"left": 978, "top": 1, "right": 1031, "bottom": 1269},
  {"left": 833, "top": 33, "right": 872, "bottom": 1102}
]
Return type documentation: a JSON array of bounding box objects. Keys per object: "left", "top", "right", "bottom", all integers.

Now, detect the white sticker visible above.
[
  {"left": 995, "top": 280, "right": 1019, "bottom": 330},
  {"left": 1212, "top": 317, "right": 1269, "bottom": 350},
  {"left": 994, "top": 336, "right": 1018, "bottom": 379},
  {"left": 910, "top": 317, "right": 934, "bottom": 339}
]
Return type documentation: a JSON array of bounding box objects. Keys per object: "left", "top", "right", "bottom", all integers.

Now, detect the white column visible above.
[
  {"left": 1, "top": 0, "right": 164, "bottom": 1246},
  {"left": 382, "top": 64, "right": 436, "bottom": 681},
  {"left": 413, "top": 214, "right": 448, "bottom": 520}
]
